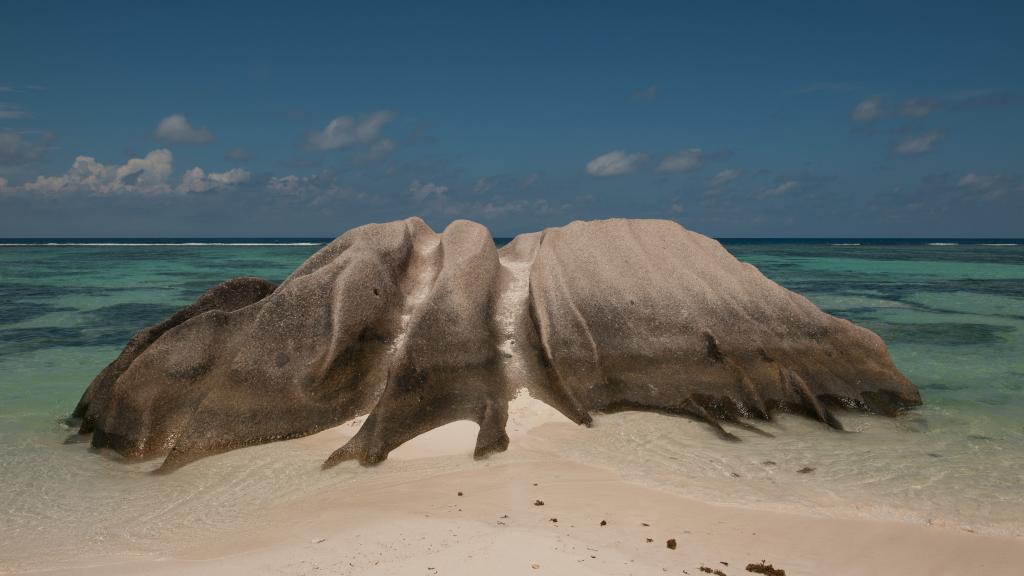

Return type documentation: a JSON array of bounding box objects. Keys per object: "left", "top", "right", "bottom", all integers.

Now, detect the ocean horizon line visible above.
[{"left": 0, "top": 236, "right": 1021, "bottom": 247}]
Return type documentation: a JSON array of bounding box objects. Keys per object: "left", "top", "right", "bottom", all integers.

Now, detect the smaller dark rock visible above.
[{"left": 666, "top": 539, "right": 677, "bottom": 550}]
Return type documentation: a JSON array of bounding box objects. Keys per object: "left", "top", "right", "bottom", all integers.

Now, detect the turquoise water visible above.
[{"left": 0, "top": 239, "right": 1022, "bottom": 568}]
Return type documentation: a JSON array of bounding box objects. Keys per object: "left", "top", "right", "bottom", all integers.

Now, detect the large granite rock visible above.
[{"left": 69, "top": 218, "right": 920, "bottom": 470}]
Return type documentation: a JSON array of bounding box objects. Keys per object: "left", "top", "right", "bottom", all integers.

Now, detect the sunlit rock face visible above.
[{"left": 70, "top": 218, "right": 920, "bottom": 471}]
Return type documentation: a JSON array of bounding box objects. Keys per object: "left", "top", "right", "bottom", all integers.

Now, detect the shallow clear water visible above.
[{"left": 1, "top": 239, "right": 1022, "bottom": 568}]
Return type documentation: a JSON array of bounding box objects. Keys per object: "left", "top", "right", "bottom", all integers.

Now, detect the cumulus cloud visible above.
[
  {"left": 2, "top": 149, "right": 249, "bottom": 196},
  {"left": 658, "top": 148, "right": 704, "bottom": 173},
  {"left": 894, "top": 131, "right": 942, "bottom": 155},
  {"left": 153, "top": 114, "right": 214, "bottom": 144},
  {"left": 177, "top": 167, "right": 251, "bottom": 193},
  {"left": 306, "top": 111, "right": 394, "bottom": 150},
  {"left": 0, "top": 103, "right": 30, "bottom": 119},
  {"left": 16, "top": 149, "right": 174, "bottom": 195},
  {"left": 0, "top": 129, "right": 53, "bottom": 167},
  {"left": 901, "top": 98, "right": 939, "bottom": 117},
  {"left": 852, "top": 96, "right": 883, "bottom": 122},
  {"left": 409, "top": 179, "right": 447, "bottom": 200},
  {"left": 762, "top": 180, "right": 800, "bottom": 197},
  {"left": 585, "top": 150, "right": 647, "bottom": 176}
]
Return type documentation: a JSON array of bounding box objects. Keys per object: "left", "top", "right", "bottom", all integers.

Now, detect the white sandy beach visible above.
[{"left": 17, "top": 395, "right": 1023, "bottom": 576}]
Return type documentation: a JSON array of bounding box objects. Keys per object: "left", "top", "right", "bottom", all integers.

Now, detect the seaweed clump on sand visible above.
[{"left": 746, "top": 560, "right": 786, "bottom": 576}]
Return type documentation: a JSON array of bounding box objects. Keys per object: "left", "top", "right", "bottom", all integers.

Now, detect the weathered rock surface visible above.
[{"left": 69, "top": 218, "right": 920, "bottom": 470}]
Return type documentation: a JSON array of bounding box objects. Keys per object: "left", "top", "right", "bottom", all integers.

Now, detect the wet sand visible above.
[{"left": 20, "top": 396, "right": 1024, "bottom": 576}]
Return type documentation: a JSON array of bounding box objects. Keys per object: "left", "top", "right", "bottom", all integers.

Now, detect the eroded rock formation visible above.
[{"left": 69, "top": 218, "right": 920, "bottom": 470}]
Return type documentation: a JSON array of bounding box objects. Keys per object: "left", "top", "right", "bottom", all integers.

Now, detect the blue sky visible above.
[{"left": 1, "top": 1, "right": 1022, "bottom": 237}]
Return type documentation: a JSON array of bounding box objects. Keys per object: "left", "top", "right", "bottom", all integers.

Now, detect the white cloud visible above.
[
  {"left": 957, "top": 172, "right": 1021, "bottom": 200},
  {"left": 177, "top": 167, "right": 250, "bottom": 193},
  {"left": 443, "top": 198, "right": 560, "bottom": 220},
  {"left": 762, "top": 180, "right": 800, "bottom": 197},
  {"left": 153, "top": 114, "right": 214, "bottom": 144},
  {"left": 852, "top": 96, "right": 883, "bottom": 122},
  {"left": 658, "top": 148, "right": 704, "bottom": 173},
  {"left": 19, "top": 149, "right": 174, "bottom": 196},
  {"left": 409, "top": 179, "right": 447, "bottom": 200},
  {"left": 478, "top": 199, "right": 529, "bottom": 219},
  {"left": 307, "top": 111, "right": 394, "bottom": 150},
  {"left": 472, "top": 177, "right": 495, "bottom": 195},
  {"left": 901, "top": 98, "right": 938, "bottom": 117},
  {"left": 0, "top": 103, "right": 30, "bottom": 119},
  {"left": 585, "top": 150, "right": 646, "bottom": 176},
  {"left": 267, "top": 173, "right": 354, "bottom": 205},
  {"left": 268, "top": 175, "right": 303, "bottom": 194},
  {"left": 0, "top": 129, "right": 52, "bottom": 166},
  {"left": 894, "top": 131, "right": 942, "bottom": 155},
  {"left": 709, "top": 169, "right": 741, "bottom": 187},
  {"left": 6, "top": 149, "right": 248, "bottom": 196}
]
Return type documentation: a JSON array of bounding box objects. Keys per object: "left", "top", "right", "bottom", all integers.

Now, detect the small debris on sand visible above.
[
  {"left": 641, "top": 522, "right": 650, "bottom": 527},
  {"left": 457, "top": 491, "right": 463, "bottom": 496},
  {"left": 600, "top": 520, "right": 607, "bottom": 526},
  {"left": 646, "top": 538, "right": 654, "bottom": 543},
  {"left": 531, "top": 563, "right": 540, "bottom": 569},
  {"left": 666, "top": 539, "right": 677, "bottom": 550},
  {"left": 796, "top": 466, "right": 815, "bottom": 474},
  {"left": 549, "top": 518, "right": 558, "bottom": 523},
  {"left": 730, "top": 472, "right": 741, "bottom": 478},
  {"left": 745, "top": 560, "right": 786, "bottom": 575},
  {"left": 534, "top": 499, "right": 545, "bottom": 506},
  {"left": 762, "top": 460, "right": 777, "bottom": 466},
  {"left": 699, "top": 566, "right": 726, "bottom": 576}
]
